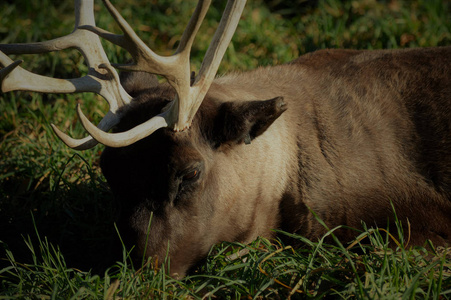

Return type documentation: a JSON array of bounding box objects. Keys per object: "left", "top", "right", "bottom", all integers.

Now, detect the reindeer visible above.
[{"left": 1, "top": 0, "right": 451, "bottom": 278}]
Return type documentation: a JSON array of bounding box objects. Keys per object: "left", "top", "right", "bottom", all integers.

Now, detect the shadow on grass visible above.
[{"left": 0, "top": 169, "right": 124, "bottom": 274}]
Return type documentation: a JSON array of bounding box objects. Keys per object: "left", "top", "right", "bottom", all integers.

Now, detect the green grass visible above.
[
  {"left": 2, "top": 222, "right": 451, "bottom": 298},
  {"left": 1, "top": 0, "right": 451, "bottom": 298}
]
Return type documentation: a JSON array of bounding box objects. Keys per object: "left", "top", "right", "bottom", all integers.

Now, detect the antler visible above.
[
  {"left": 76, "top": 0, "right": 246, "bottom": 147},
  {"left": 0, "top": 0, "right": 131, "bottom": 150},
  {"left": 0, "top": 0, "right": 246, "bottom": 149}
]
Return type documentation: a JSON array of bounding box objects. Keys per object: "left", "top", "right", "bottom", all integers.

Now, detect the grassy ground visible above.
[{"left": 1, "top": 0, "right": 451, "bottom": 298}]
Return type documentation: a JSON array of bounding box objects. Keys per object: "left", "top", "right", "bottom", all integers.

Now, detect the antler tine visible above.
[
  {"left": 80, "top": 0, "right": 172, "bottom": 75},
  {"left": 194, "top": 1, "right": 247, "bottom": 91},
  {"left": 0, "top": 0, "right": 132, "bottom": 150},
  {"left": 176, "top": 0, "right": 212, "bottom": 57},
  {"left": 0, "top": 52, "right": 125, "bottom": 104},
  {"left": 52, "top": 110, "right": 121, "bottom": 150},
  {"left": 78, "top": 104, "right": 169, "bottom": 148},
  {"left": 79, "top": 0, "right": 246, "bottom": 147},
  {"left": 180, "top": 0, "right": 247, "bottom": 128}
]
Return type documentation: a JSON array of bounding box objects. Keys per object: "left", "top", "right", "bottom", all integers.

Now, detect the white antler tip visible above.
[{"left": 51, "top": 122, "right": 101, "bottom": 150}]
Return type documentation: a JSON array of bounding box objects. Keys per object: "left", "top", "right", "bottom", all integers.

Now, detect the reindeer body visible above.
[{"left": 100, "top": 47, "right": 451, "bottom": 277}]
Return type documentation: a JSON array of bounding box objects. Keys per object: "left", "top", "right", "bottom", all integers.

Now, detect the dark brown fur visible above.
[{"left": 101, "top": 47, "right": 451, "bottom": 277}]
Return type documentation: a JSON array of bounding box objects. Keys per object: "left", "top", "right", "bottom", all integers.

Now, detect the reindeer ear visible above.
[{"left": 213, "top": 96, "right": 287, "bottom": 147}]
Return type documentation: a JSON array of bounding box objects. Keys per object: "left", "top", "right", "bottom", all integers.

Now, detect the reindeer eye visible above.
[{"left": 182, "top": 169, "right": 199, "bottom": 181}]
